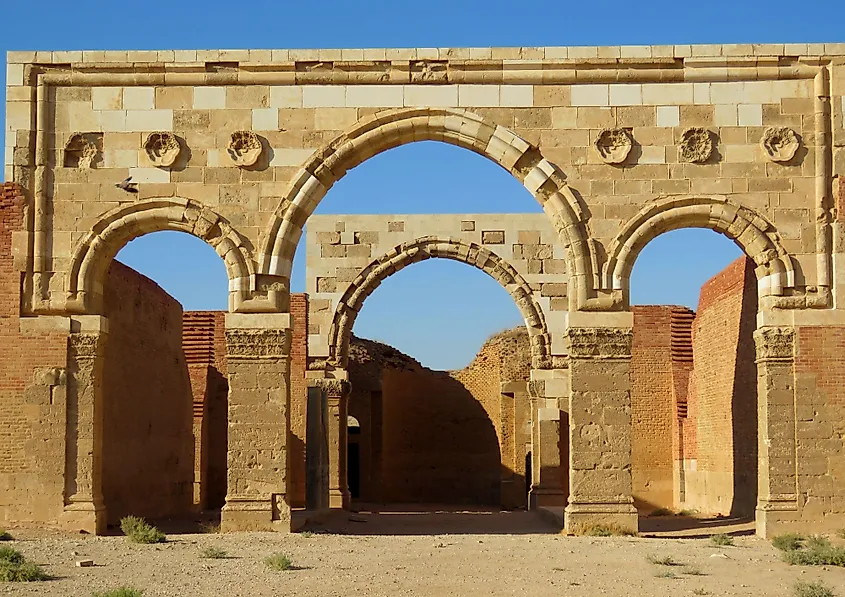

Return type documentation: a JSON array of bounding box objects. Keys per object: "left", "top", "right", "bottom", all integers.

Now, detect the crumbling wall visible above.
[
  {"left": 101, "top": 261, "right": 194, "bottom": 523},
  {"left": 288, "top": 294, "right": 309, "bottom": 508},
  {"left": 347, "top": 328, "right": 532, "bottom": 507},
  {"left": 0, "top": 184, "right": 69, "bottom": 527},
  {"left": 684, "top": 257, "right": 757, "bottom": 516}
]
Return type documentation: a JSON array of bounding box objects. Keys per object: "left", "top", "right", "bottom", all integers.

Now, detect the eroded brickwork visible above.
[{"left": 0, "top": 183, "right": 69, "bottom": 527}]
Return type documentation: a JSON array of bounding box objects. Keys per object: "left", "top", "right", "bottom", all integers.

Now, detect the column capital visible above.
[
  {"left": 566, "top": 326, "right": 633, "bottom": 359},
  {"left": 308, "top": 378, "right": 350, "bottom": 400},
  {"left": 754, "top": 326, "right": 795, "bottom": 362},
  {"left": 68, "top": 332, "right": 106, "bottom": 360}
]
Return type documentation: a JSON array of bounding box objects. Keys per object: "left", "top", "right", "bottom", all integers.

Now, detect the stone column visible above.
[
  {"left": 527, "top": 381, "right": 567, "bottom": 511},
  {"left": 565, "top": 326, "right": 638, "bottom": 534},
  {"left": 754, "top": 326, "right": 799, "bottom": 538},
  {"left": 60, "top": 317, "right": 108, "bottom": 534},
  {"left": 319, "top": 379, "right": 351, "bottom": 509},
  {"left": 221, "top": 313, "right": 292, "bottom": 532}
]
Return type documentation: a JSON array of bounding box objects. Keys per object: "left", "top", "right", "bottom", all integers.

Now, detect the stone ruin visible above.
[{"left": 2, "top": 42, "right": 845, "bottom": 537}]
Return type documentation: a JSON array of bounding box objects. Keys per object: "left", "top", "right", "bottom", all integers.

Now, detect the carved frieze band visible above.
[
  {"left": 754, "top": 326, "right": 795, "bottom": 362},
  {"left": 225, "top": 329, "right": 291, "bottom": 359},
  {"left": 566, "top": 327, "right": 633, "bottom": 359}
]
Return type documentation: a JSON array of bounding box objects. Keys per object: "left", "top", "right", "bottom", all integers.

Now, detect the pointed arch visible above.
[
  {"left": 65, "top": 198, "right": 256, "bottom": 314},
  {"left": 327, "top": 236, "right": 551, "bottom": 369},
  {"left": 258, "top": 107, "right": 597, "bottom": 306},
  {"left": 604, "top": 196, "right": 797, "bottom": 307}
]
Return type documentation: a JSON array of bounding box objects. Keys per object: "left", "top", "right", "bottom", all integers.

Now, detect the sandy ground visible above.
[{"left": 4, "top": 510, "right": 845, "bottom": 597}]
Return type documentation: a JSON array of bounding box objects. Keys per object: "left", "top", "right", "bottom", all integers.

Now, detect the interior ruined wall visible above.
[
  {"left": 101, "top": 261, "right": 194, "bottom": 524},
  {"left": 347, "top": 329, "right": 532, "bottom": 507},
  {"left": 791, "top": 326, "right": 845, "bottom": 531},
  {"left": 182, "top": 311, "right": 227, "bottom": 509},
  {"left": 0, "top": 183, "right": 69, "bottom": 528},
  {"left": 630, "top": 306, "right": 691, "bottom": 511},
  {"left": 683, "top": 257, "right": 758, "bottom": 517}
]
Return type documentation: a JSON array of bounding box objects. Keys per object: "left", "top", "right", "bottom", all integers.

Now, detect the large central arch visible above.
[
  {"left": 326, "top": 236, "right": 552, "bottom": 369},
  {"left": 259, "top": 107, "right": 597, "bottom": 307}
]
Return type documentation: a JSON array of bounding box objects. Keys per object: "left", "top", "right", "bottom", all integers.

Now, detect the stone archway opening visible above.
[{"left": 627, "top": 227, "right": 759, "bottom": 534}]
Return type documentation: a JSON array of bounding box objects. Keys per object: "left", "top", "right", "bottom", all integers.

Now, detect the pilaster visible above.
[{"left": 565, "top": 325, "right": 638, "bottom": 535}]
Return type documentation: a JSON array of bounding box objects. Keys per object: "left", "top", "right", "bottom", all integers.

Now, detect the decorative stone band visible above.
[
  {"left": 225, "top": 329, "right": 291, "bottom": 360},
  {"left": 753, "top": 327, "right": 795, "bottom": 362},
  {"left": 307, "top": 378, "right": 350, "bottom": 399},
  {"left": 566, "top": 327, "right": 633, "bottom": 359},
  {"left": 68, "top": 333, "right": 105, "bottom": 361}
]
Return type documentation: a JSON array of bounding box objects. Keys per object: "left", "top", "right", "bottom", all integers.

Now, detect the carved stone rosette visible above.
[
  {"left": 64, "top": 133, "right": 101, "bottom": 169},
  {"left": 679, "top": 127, "right": 714, "bottom": 163},
  {"left": 594, "top": 128, "right": 633, "bottom": 164},
  {"left": 144, "top": 132, "right": 181, "bottom": 167},
  {"left": 225, "top": 329, "right": 291, "bottom": 360},
  {"left": 227, "top": 131, "right": 263, "bottom": 167},
  {"left": 566, "top": 327, "right": 633, "bottom": 359},
  {"left": 754, "top": 327, "right": 795, "bottom": 362},
  {"left": 760, "top": 127, "right": 800, "bottom": 163}
]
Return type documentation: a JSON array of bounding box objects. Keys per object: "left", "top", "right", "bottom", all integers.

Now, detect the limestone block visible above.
[
  {"left": 302, "top": 87, "right": 346, "bottom": 108},
  {"left": 270, "top": 86, "right": 303, "bottom": 108},
  {"left": 642, "top": 83, "right": 694, "bottom": 105},
  {"left": 481, "top": 230, "right": 505, "bottom": 245},
  {"left": 128, "top": 167, "right": 170, "bottom": 184},
  {"left": 346, "top": 85, "right": 403, "bottom": 108},
  {"left": 403, "top": 85, "right": 459, "bottom": 108},
  {"left": 656, "top": 106, "right": 680, "bottom": 128},
  {"left": 123, "top": 87, "right": 155, "bottom": 110},
  {"left": 738, "top": 104, "right": 763, "bottom": 126},
  {"left": 125, "top": 109, "right": 173, "bottom": 132},
  {"left": 571, "top": 85, "right": 609, "bottom": 107},
  {"left": 500, "top": 86, "right": 534, "bottom": 108},
  {"left": 609, "top": 84, "right": 642, "bottom": 106},
  {"left": 92, "top": 87, "right": 123, "bottom": 111},
  {"left": 252, "top": 108, "right": 279, "bottom": 130},
  {"left": 458, "top": 85, "right": 499, "bottom": 108},
  {"left": 193, "top": 87, "right": 227, "bottom": 109}
]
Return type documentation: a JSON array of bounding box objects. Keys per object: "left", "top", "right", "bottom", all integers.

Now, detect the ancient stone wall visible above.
[
  {"left": 684, "top": 257, "right": 758, "bottom": 516},
  {"left": 0, "top": 183, "right": 69, "bottom": 527},
  {"left": 346, "top": 329, "right": 532, "bottom": 507},
  {"left": 101, "top": 261, "right": 194, "bottom": 523}
]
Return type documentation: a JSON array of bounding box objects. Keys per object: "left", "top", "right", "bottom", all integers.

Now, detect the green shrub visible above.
[
  {"left": 677, "top": 509, "right": 698, "bottom": 516},
  {"left": 683, "top": 566, "right": 704, "bottom": 576},
  {"left": 264, "top": 553, "right": 294, "bottom": 571},
  {"left": 201, "top": 546, "right": 227, "bottom": 559},
  {"left": 0, "top": 529, "right": 13, "bottom": 542},
  {"left": 783, "top": 542, "right": 845, "bottom": 567},
  {"left": 654, "top": 570, "right": 677, "bottom": 578},
  {"left": 649, "top": 508, "right": 672, "bottom": 517},
  {"left": 0, "top": 546, "right": 24, "bottom": 564},
  {"left": 119, "top": 516, "right": 165, "bottom": 544},
  {"left": 772, "top": 533, "right": 805, "bottom": 552},
  {"left": 0, "top": 559, "right": 48, "bottom": 582},
  {"left": 578, "top": 523, "right": 636, "bottom": 537},
  {"left": 710, "top": 533, "right": 734, "bottom": 547},
  {"left": 647, "top": 554, "right": 682, "bottom": 566},
  {"left": 794, "top": 581, "right": 835, "bottom": 597},
  {"left": 92, "top": 589, "right": 145, "bottom": 597}
]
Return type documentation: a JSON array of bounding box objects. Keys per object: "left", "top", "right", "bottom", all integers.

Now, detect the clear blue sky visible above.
[{"left": 3, "top": 1, "right": 841, "bottom": 369}]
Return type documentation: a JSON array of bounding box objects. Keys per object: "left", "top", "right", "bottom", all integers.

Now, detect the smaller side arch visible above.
[
  {"left": 65, "top": 198, "right": 258, "bottom": 314},
  {"left": 327, "top": 237, "right": 552, "bottom": 369},
  {"left": 604, "top": 196, "right": 797, "bottom": 307}
]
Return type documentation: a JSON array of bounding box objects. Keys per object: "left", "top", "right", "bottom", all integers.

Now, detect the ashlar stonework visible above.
[{"left": 3, "top": 42, "right": 845, "bottom": 537}]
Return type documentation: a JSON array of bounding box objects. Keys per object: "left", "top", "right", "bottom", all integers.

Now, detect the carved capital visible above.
[
  {"left": 566, "top": 327, "right": 633, "bottom": 359},
  {"left": 225, "top": 329, "right": 291, "bottom": 360},
  {"left": 68, "top": 333, "right": 104, "bottom": 361},
  {"left": 308, "top": 378, "right": 350, "bottom": 399},
  {"left": 754, "top": 327, "right": 795, "bottom": 362}
]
